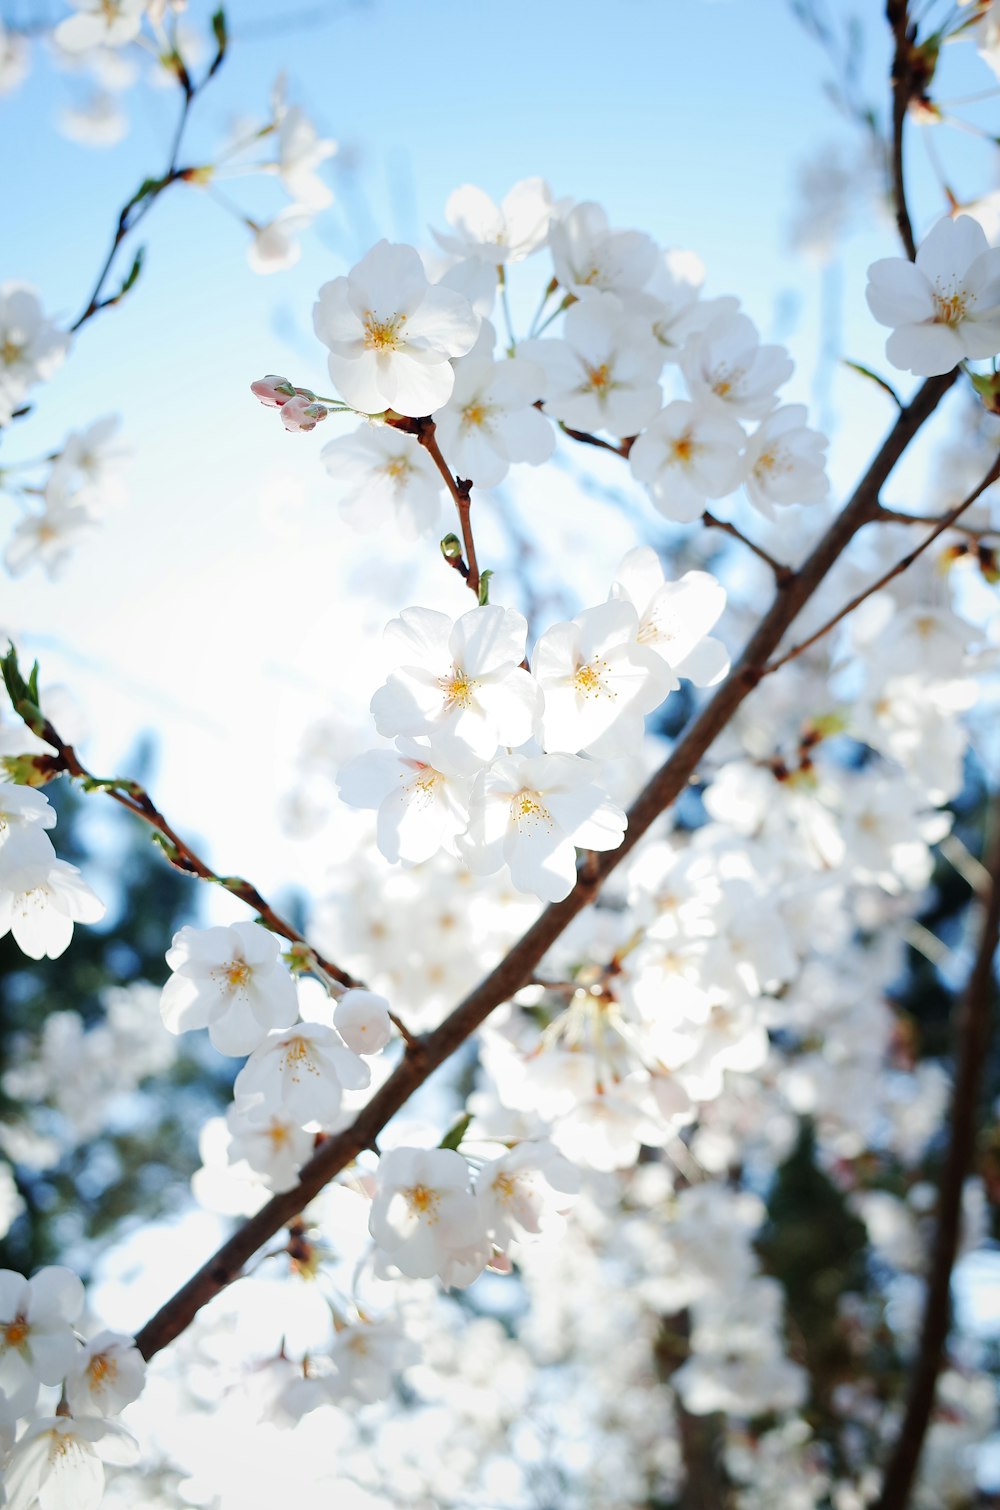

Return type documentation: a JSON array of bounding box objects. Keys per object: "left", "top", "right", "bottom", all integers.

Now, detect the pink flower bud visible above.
[
  {"left": 250, "top": 375, "right": 297, "bottom": 408},
  {"left": 279, "top": 396, "right": 329, "bottom": 433}
]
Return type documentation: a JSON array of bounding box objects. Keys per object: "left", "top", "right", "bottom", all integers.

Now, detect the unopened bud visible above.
[
  {"left": 279, "top": 397, "right": 329, "bottom": 433},
  {"left": 250, "top": 375, "right": 297, "bottom": 408},
  {"left": 2, "top": 753, "right": 58, "bottom": 788}
]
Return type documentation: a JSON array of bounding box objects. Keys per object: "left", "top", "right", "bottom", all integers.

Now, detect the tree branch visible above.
[
  {"left": 702, "top": 510, "right": 794, "bottom": 586},
  {"left": 887, "top": 0, "right": 918, "bottom": 261},
  {"left": 763, "top": 450, "right": 1000, "bottom": 676},
  {"left": 128, "top": 369, "right": 957, "bottom": 1364},
  {"left": 873, "top": 792, "right": 1000, "bottom": 1510},
  {"left": 387, "top": 416, "right": 482, "bottom": 598},
  {"left": 0, "top": 670, "right": 360, "bottom": 991}
]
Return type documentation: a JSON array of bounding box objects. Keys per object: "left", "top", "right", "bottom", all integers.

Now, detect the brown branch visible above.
[
  {"left": 876, "top": 506, "right": 997, "bottom": 540},
  {"left": 887, "top": 0, "right": 918, "bottom": 261},
  {"left": 873, "top": 793, "right": 1000, "bottom": 1510},
  {"left": 702, "top": 510, "right": 794, "bottom": 586},
  {"left": 764, "top": 451, "right": 1000, "bottom": 676},
  {"left": 130, "top": 369, "right": 957, "bottom": 1364},
  {"left": 387, "top": 416, "right": 482, "bottom": 598},
  {"left": 5, "top": 700, "right": 361, "bottom": 991}
]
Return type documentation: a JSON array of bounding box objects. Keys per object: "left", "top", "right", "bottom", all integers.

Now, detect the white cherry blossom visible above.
[
  {"left": 523, "top": 294, "right": 662, "bottom": 436},
  {"left": 63, "top": 1331, "right": 145, "bottom": 1418},
  {"left": 548, "top": 201, "right": 658, "bottom": 299},
  {"left": 610, "top": 547, "right": 730, "bottom": 687},
  {"left": 0, "top": 284, "right": 70, "bottom": 427},
  {"left": 160, "top": 921, "right": 299, "bottom": 1056},
  {"left": 866, "top": 214, "right": 1000, "bottom": 375},
  {"left": 370, "top": 604, "right": 540, "bottom": 761},
  {"left": 531, "top": 598, "right": 675, "bottom": 755},
  {"left": 433, "top": 335, "right": 553, "bottom": 488},
  {"left": 680, "top": 310, "right": 792, "bottom": 420},
  {"left": 743, "top": 404, "right": 829, "bottom": 516},
  {"left": 368, "top": 1146, "right": 486, "bottom": 1285},
  {"left": 629, "top": 399, "right": 745, "bottom": 522},
  {"left": 463, "top": 752, "right": 627, "bottom": 902},
  {"left": 224, "top": 1101, "right": 317, "bottom": 1193},
  {"left": 321, "top": 424, "right": 443, "bottom": 539},
  {"left": 475, "top": 1141, "right": 579, "bottom": 1248},
  {"left": 0, "top": 1266, "right": 83, "bottom": 1394},
  {"left": 338, "top": 736, "right": 476, "bottom": 864},
  {"left": 54, "top": 0, "right": 146, "bottom": 53},
  {"left": 0, "top": 853, "right": 105, "bottom": 960},
  {"left": 334, "top": 989, "right": 393, "bottom": 1055},
  {"left": 233, "top": 1021, "right": 369, "bottom": 1126},
  {"left": 247, "top": 207, "right": 314, "bottom": 276},
  {"left": 276, "top": 104, "right": 336, "bottom": 209},
  {"left": 313, "top": 241, "right": 479, "bottom": 416},
  {"left": 4, "top": 1415, "right": 138, "bottom": 1510},
  {"left": 434, "top": 178, "right": 553, "bottom": 265}
]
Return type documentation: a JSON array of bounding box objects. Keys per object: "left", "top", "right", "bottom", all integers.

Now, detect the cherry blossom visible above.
[
  {"left": 531, "top": 598, "right": 675, "bottom": 755},
  {"left": 0, "top": 1267, "right": 83, "bottom": 1394},
  {"left": 0, "top": 285, "right": 69, "bottom": 427},
  {"left": 160, "top": 921, "right": 299, "bottom": 1056},
  {"left": 462, "top": 752, "right": 627, "bottom": 901},
  {"left": 233, "top": 1021, "right": 369, "bottom": 1126},
  {"left": 0, "top": 853, "right": 105, "bottom": 960},
  {"left": 432, "top": 333, "right": 553, "bottom": 488},
  {"left": 370, "top": 604, "right": 540, "bottom": 761},
  {"left": 474, "top": 1141, "right": 579, "bottom": 1248},
  {"left": 53, "top": 0, "right": 146, "bottom": 54},
  {"left": 523, "top": 294, "right": 662, "bottom": 436},
  {"left": 337, "top": 736, "right": 476, "bottom": 864},
  {"left": 628, "top": 399, "right": 744, "bottom": 522},
  {"left": 609, "top": 547, "right": 730, "bottom": 687},
  {"left": 333, "top": 988, "right": 393, "bottom": 1055},
  {"left": 680, "top": 309, "right": 793, "bottom": 420},
  {"left": 320, "top": 425, "right": 443, "bottom": 538},
  {"left": 275, "top": 105, "right": 336, "bottom": 209},
  {"left": 866, "top": 214, "right": 1000, "bottom": 375},
  {"left": 313, "top": 241, "right": 479, "bottom": 416},
  {"left": 742, "top": 404, "right": 829, "bottom": 516},
  {"left": 247, "top": 207, "right": 314, "bottom": 276},
  {"left": 548, "top": 201, "right": 658, "bottom": 299},
  {"left": 433, "top": 178, "right": 554, "bottom": 265},
  {"left": 4, "top": 1415, "right": 138, "bottom": 1510},
  {"left": 368, "top": 1146, "right": 486, "bottom": 1284},
  {"left": 63, "top": 1332, "right": 145, "bottom": 1419}
]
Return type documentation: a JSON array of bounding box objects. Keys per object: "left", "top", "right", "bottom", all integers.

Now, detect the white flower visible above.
[
  {"left": 337, "top": 737, "right": 475, "bottom": 864},
  {"left": 640, "top": 249, "right": 738, "bottom": 358},
  {"left": 475, "top": 1141, "right": 579, "bottom": 1248},
  {"left": 233, "top": 1021, "right": 369, "bottom": 1126},
  {"left": 0, "top": 285, "right": 70, "bottom": 427},
  {"left": 524, "top": 294, "right": 662, "bottom": 436},
  {"left": 5, "top": 1415, "right": 138, "bottom": 1510},
  {"left": 54, "top": 0, "right": 146, "bottom": 53},
  {"left": 276, "top": 105, "right": 336, "bottom": 209},
  {"left": 321, "top": 424, "right": 442, "bottom": 539},
  {"left": 680, "top": 310, "right": 793, "bottom": 420},
  {"left": 432, "top": 336, "right": 553, "bottom": 489},
  {"left": 0, "top": 788, "right": 56, "bottom": 850},
  {"left": 549, "top": 201, "right": 658, "bottom": 299},
  {"left": 160, "top": 921, "right": 299, "bottom": 1056},
  {"left": 610, "top": 547, "right": 730, "bottom": 686},
  {"left": 743, "top": 404, "right": 829, "bottom": 516},
  {"left": 327, "top": 1320, "right": 415, "bottom": 1404},
  {"left": 368, "top": 1146, "right": 486, "bottom": 1285},
  {"left": 866, "top": 214, "right": 1000, "bottom": 375},
  {"left": 434, "top": 178, "right": 553, "bottom": 264},
  {"left": 247, "top": 207, "right": 314, "bottom": 276},
  {"left": 370, "top": 604, "right": 540, "bottom": 761},
  {"left": 0, "top": 854, "right": 105, "bottom": 960},
  {"left": 4, "top": 487, "right": 96, "bottom": 580},
  {"left": 463, "top": 752, "right": 627, "bottom": 902},
  {"left": 629, "top": 400, "right": 745, "bottom": 522},
  {"left": 0, "top": 1267, "right": 83, "bottom": 1394},
  {"left": 58, "top": 416, "right": 128, "bottom": 512},
  {"left": 63, "top": 1331, "right": 145, "bottom": 1418},
  {"left": 531, "top": 598, "right": 675, "bottom": 756},
  {"left": 224, "top": 1102, "right": 316, "bottom": 1193},
  {"left": 334, "top": 989, "right": 393, "bottom": 1055},
  {"left": 313, "top": 241, "right": 479, "bottom": 416}
]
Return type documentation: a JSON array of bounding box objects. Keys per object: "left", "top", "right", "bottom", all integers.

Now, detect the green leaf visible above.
[
  {"left": 842, "top": 360, "right": 902, "bottom": 410},
  {"left": 208, "top": 7, "right": 227, "bottom": 77},
  {"left": 438, "top": 1113, "right": 472, "bottom": 1152},
  {"left": 477, "top": 569, "right": 493, "bottom": 606}
]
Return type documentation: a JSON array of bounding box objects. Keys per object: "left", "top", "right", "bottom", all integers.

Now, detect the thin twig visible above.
[
  {"left": 4, "top": 694, "right": 361, "bottom": 991},
  {"left": 764, "top": 452, "right": 1000, "bottom": 676},
  {"left": 387, "top": 416, "right": 482, "bottom": 597},
  {"left": 130, "top": 371, "right": 957, "bottom": 1364},
  {"left": 887, "top": 0, "right": 919, "bottom": 261},
  {"left": 873, "top": 793, "right": 1000, "bottom": 1510},
  {"left": 876, "top": 506, "right": 997, "bottom": 540},
  {"left": 702, "top": 511, "right": 794, "bottom": 585}
]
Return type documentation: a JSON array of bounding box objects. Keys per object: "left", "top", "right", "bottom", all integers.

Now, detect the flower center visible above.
[
  {"left": 383, "top": 456, "right": 410, "bottom": 482},
  {"left": 88, "top": 1353, "right": 117, "bottom": 1385},
  {"left": 439, "top": 670, "right": 479, "bottom": 710},
  {"left": 933, "top": 286, "right": 969, "bottom": 326},
  {"left": 493, "top": 1171, "right": 519, "bottom": 1203},
  {"left": 670, "top": 434, "right": 695, "bottom": 464},
  {"left": 586, "top": 361, "right": 613, "bottom": 393},
  {"left": 3, "top": 1318, "right": 28, "bottom": 1348},
  {"left": 0, "top": 339, "right": 23, "bottom": 367},
  {"left": 281, "top": 1036, "right": 319, "bottom": 1080},
  {"left": 404, "top": 1183, "right": 440, "bottom": 1219},
  {"left": 572, "top": 658, "right": 614, "bottom": 699},
  {"left": 513, "top": 790, "right": 553, "bottom": 832},
  {"left": 363, "top": 311, "right": 406, "bottom": 351},
  {"left": 461, "top": 401, "right": 492, "bottom": 431}
]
